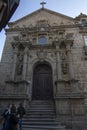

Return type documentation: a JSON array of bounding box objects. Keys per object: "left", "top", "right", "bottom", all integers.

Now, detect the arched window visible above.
[{"left": 38, "top": 36, "right": 47, "bottom": 45}]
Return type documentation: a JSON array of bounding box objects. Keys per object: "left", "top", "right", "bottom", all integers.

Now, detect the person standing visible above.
[
  {"left": 17, "top": 103, "right": 25, "bottom": 130},
  {"left": 11, "top": 104, "right": 16, "bottom": 114},
  {"left": 1, "top": 104, "right": 11, "bottom": 130},
  {"left": 9, "top": 108, "right": 19, "bottom": 130}
]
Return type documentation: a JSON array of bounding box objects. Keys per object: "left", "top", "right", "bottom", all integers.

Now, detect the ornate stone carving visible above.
[
  {"left": 66, "top": 33, "right": 74, "bottom": 40},
  {"left": 13, "top": 36, "right": 20, "bottom": 41},
  {"left": 60, "top": 44, "right": 68, "bottom": 75},
  {"left": 16, "top": 52, "right": 24, "bottom": 75},
  {"left": 61, "top": 62, "right": 68, "bottom": 74},
  {"left": 37, "top": 49, "right": 47, "bottom": 61},
  {"left": 36, "top": 20, "right": 49, "bottom": 31}
]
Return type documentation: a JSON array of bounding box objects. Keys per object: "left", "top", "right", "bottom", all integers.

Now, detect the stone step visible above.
[
  {"left": 23, "top": 118, "right": 56, "bottom": 121},
  {"left": 29, "top": 104, "right": 55, "bottom": 109},
  {"left": 26, "top": 108, "right": 55, "bottom": 111},
  {"left": 26, "top": 111, "right": 55, "bottom": 115},
  {"left": 24, "top": 115, "right": 56, "bottom": 119},
  {"left": 29, "top": 104, "right": 55, "bottom": 107},
  {"left": 30, "top": 100, "right": 54, "bottom": 103},
  {"left": 22, "top": 121, "right": 60, "bottom": 125},
  {"left": 29, "top": 101, "right": 55, "bottom": 104},
  {"left": 29, "top": 101, "right": 55, "bottom": 107},
  {"left": 22, "top": 100, "right": 65, "bottom": 130},
  {"left": 26, "top": 108, "right": 55, "bottom": 115},
  {"left": 22, "top": 124, "right": 65, "bottom": 130},
  {"left": 28, "top": 103, "right": 55, "bottom": 106},
  {"left": 25, "top": 113, "right": 55, "bottom": 117},
  {"left": 30, "top": 103, "right": 55, "bottom": 106}
]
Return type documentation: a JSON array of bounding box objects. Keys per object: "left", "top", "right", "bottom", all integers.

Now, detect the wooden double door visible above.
[{"left": 32, "top": 63, "right": 53, "bottom": 100}]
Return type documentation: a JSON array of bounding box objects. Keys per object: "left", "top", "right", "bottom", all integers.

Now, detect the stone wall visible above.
[{"left": 0, "top": 8, "right": 87, "bottom": 130}]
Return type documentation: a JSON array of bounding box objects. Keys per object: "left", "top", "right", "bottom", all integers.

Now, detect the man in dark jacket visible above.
[
  {"left": 17, "top": 103, "right": 25, "bottom": 130},
  {"left": 1, "top": 104, "right": 11, "bottom": 130},
  {"left": 11, "top": 104, "right": 16, "bottom": 114},
  {"left": 9, "top": 109, "right": 19, "bottom": 130}
]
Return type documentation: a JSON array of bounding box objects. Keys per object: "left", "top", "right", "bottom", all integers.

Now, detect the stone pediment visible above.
[{"left": 9, "top": 8, "right": 74, "bottom": 28}]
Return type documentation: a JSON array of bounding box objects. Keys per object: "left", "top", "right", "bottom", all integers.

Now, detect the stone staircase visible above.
[{"left": 22, "top": 100, "right": 65, "bottom": 130}]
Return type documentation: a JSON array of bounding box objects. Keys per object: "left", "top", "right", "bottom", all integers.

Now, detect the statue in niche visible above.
[
  {"left": 61, "top": 51, "right": 68, "bottom": 74},
  {"left": 61, "top": 62, "right": 68, "bottom": 74},
  {"left": 16, "top": 52, "right": 23, "bottom": 75}
]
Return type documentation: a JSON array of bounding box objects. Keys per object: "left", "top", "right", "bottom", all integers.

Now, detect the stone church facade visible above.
[{"left": 0, "top": 6, "right": 87, "bottom": 129}]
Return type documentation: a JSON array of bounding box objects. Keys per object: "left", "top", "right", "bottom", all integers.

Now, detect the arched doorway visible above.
[{"left": 32, "top": 63, "right": 53, "bottom": 100}]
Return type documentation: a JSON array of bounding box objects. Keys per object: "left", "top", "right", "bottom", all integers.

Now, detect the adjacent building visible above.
[{"left": 0, "top": 0, "right": 20, "bottom": 31}]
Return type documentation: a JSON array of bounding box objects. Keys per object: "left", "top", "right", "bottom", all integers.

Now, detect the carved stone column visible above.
[
  {"left": 56, "top": 45, "right": 62, "bottom": 80},
  {"left": 22, "top": 47, "right": 28, "bottom": 80},
  {"left": 12, "top": 47, "right": 18, "bottom": 80},
  {"left": 67, "top": 44, "right": 74, "bottom": 79}
]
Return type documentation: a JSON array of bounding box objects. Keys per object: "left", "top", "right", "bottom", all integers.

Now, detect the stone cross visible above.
[{"left": 40, "top": 1, "right": 46, "bottom": 8}]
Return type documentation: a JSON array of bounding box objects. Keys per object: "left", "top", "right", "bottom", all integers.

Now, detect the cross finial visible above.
[{"left": 40, "top": 1, "right": 46, "bottom": 8}]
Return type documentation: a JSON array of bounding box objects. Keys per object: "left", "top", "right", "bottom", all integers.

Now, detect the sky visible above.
[{"left": 0, "top": 0, "right": 87, "bottom": 60}]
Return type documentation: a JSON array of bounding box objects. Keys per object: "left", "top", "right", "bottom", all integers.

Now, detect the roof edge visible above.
[{"left": 8, "top": 7, "right": 74, "bottom": 26}]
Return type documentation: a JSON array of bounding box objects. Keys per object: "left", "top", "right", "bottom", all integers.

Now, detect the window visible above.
[
  {"left": 38, "top": 36, "right": 47, "bottom": 45},
  {"left": 84, "top": 36, "right": 87, "bottom": 46},
  {"left": 82, "top": 19, "right": 87, "bottom": 27}
]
